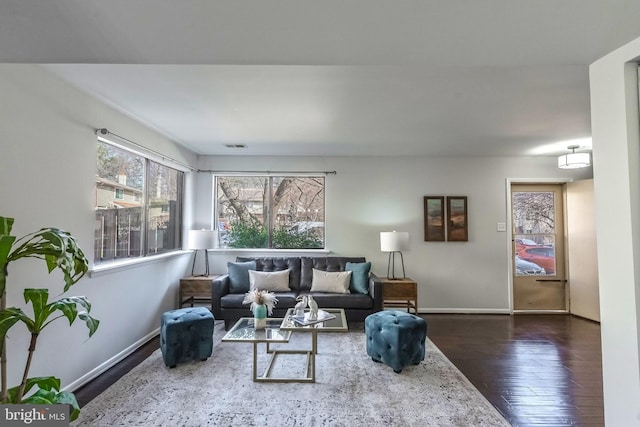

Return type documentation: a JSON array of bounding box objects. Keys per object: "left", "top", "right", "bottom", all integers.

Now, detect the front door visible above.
[{"left": 512, "top": 184, "right": 567, "bottom": 311}]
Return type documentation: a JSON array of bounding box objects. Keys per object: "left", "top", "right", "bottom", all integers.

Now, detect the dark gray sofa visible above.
[{"left": 212, "top": 256, "right": 383, "bottom": 329}]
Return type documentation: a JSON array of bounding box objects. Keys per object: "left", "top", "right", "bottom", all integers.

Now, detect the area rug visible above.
[{"left": 73, "top": 322, "right": 510, "bottom": 426}]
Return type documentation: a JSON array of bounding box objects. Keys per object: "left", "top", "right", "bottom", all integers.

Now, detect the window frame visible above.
[
  {"left": 94, "top": 136, "right": 186, "bottom": 268},
  {"left": 213, "top": 173, "right": 327, "bottom": 250}
]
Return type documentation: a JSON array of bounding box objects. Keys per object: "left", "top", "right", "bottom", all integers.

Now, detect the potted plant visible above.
[
  {"left": 0, "top": 216, "right": 99, "bottom": 421},
  {"left": 242, "top": 289, "right": 277, "bottom": 329}
]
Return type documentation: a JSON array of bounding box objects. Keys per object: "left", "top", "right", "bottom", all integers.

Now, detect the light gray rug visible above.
[{"left": 74, "top": 322, "right": 510, "bottom": 426}]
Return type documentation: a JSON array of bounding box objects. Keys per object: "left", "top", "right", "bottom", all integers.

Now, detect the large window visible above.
[
  {"left": 95, "top": 140, "right": 184, "bottom": 264},
  {"left": 215, "top": 175, "right": 325, "bottom": 249}
]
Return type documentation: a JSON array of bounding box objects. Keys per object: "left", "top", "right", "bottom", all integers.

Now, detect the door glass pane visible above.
[{"left": 513, "top": 191, "right": 557, "bottom": 276}]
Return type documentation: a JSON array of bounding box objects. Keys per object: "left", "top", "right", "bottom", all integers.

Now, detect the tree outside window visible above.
[
  {"left": 512, "top": 191, "right": 556, "bottom": 275},
  {"left": 215, "top": 176, "right": 325, "bottom": 249}
]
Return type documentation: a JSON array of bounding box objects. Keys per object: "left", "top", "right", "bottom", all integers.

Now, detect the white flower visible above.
[{"left": 242, "top": 289, "right": 278, "bottom": 315}]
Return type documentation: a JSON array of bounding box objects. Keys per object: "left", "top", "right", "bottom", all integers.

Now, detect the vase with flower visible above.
[{"left": 242, "top": 289, "right": 278, "bottom": 329}]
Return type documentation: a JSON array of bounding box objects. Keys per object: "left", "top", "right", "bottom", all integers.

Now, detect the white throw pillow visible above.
[
  {"left": 310, "top": 269, "right": 352, "bottom": 294},
  {"left": 249, "top": 269, "right": 291, "bottom": 292}
]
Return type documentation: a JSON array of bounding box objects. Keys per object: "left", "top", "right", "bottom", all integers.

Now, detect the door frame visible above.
[{"left": 505, "top": 177, "right": 573, "bottom": 314}]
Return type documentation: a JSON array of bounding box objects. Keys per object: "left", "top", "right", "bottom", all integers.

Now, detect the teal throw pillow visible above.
[
  {"left": 227, "top": 261, "right": 256, "bottom": 293},
  {"left": 345, "top": 261, "right": 371, "bottom": 294}
]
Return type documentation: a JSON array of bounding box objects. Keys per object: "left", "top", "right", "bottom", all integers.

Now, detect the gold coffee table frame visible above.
[{"left": 222, "top": 308, "right": 347, "bottom": 383}]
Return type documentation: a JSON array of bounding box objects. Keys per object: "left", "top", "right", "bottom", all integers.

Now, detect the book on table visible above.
[{"left": 291, "top": 309, "right": 336, "bottom": 325}]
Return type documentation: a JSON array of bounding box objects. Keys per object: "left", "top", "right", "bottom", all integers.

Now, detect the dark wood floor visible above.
[
  {"left": 74, "top": 313, "right": 603, "bottom": 426},
  {"left": 424, "top": 314, "right": 604, "bottom": 426},
  {"left": 74, "top": 335, "right": 160, "bottom": 408}
]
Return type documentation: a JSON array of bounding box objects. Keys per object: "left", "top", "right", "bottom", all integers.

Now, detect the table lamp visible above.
[
  {"left": 188, "top": 229, "right": 217, "bottom": 276},
  {"left": 380, "top": 231, "right": 409, "bottom": 279}
]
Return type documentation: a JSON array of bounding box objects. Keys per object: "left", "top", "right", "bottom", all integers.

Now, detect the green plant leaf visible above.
[
  {"left": 48, "top": 298, "right": 79, "bottom": 326},
  {"left": 0, "top": 307, "right": 32, "bottom": 350},
  {"left": 36, "top": 296, "right": 99, "bottom": 338},
  {"left": 7, "top": 376, "right": 61, "bottom": 403},
  {"left": 59, "top": 296, "right": 91, "bottom": 313},
  {"left": 20, "top": 394, "right": 53, "bottom": 404},
  {"left": 78, "top": 311, "right": 100, "bottom": 337},
  {"left": 16, "top": 382, "right": 81, "bottom": 421},
  {"left": 52, "top": 390, "right": 81, "bottom": 421},
  {"left": 26, "top": 376, "right": 61, "bottom": 392},
  {"left": 0, "top": 217, "right": 14, "bottom": 236},
  {"left": 0, "top": 235, "right": 16, "bottom": 266},
  {"left": 8, "top": 227, "right": 88, "bottom": 293},
  {"left": 24, "top": 288, "right": 50, "bottom": 322},
  {"left": 0, "top": 216, "right": 16, "bottom": 295},
  {"left": 27, "top": 397, "right": 80, "bottom": 422}
]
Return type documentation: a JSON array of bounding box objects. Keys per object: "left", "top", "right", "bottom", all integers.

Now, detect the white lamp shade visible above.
[
  {"left": 188, "top": 229, "right": 217, "bottom": 250},
  {"left": 557, "top": 152, "right": 591, "bottom": 169},
  {"left": 380, "top": 231, "right": 409, "bottom": 252}
]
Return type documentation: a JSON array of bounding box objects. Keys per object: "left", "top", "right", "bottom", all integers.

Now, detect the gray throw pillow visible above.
[{"left": 227, "top": 261, "right": 256, "bottom": 293}]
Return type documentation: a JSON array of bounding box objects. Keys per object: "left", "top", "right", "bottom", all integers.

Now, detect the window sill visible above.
[
  {"left": 89, "top": 250, "right": 192, "bottom": 278},
  {"left": 209, "top": 248, "right": 331, "bottom": 255}
]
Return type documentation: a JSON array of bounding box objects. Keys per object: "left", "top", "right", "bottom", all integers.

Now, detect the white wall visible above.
[
  {"left": 590, "top": 39, "right": 640, "bottom": 424},
  {"left": 197, "top": 155, "right": 591, "bottom": 312},
  {"left": 0, "top": 65, "right": 197, "bottom": 390},
  {"left": 566, "top": 179, "right": 600, "bottom": 321}
]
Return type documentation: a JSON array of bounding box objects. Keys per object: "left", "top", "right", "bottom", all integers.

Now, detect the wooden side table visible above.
[
  {"left": 179, "top": 275, "right": 220, "bottom": 308},
  {"left": 381, "top": 277, "right": 418, "bottom": 314}
]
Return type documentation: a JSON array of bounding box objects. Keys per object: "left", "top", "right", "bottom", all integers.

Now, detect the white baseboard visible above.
[
  {"left": 417, "top": 308, "right": 511, "bottom": 314},
  {"left": 64, "top": 327, "right": 160, "bottom": 392}
]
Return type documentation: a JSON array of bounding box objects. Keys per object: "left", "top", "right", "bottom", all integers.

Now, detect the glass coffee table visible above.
[
  {"left": 221, "top": 318, "right": 291, "bottom": 383},
  {"left": 222, "top": 308, "right": 347, "bottom": 383}
]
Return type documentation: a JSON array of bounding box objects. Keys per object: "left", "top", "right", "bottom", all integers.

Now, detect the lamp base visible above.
[
  {"left": 191, "top": 249, "right": 210, "bottom": 277},
  {"left": 387, "top": 251, "right": 406, "bottom": 280}
]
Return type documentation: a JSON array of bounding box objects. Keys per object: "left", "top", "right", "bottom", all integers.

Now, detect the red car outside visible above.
[
  {"left": 514, "top": 237, "right": 539, "bottom": 253},
  {"left": 517, "top": 246, "right": 555, "bottom": 275}
]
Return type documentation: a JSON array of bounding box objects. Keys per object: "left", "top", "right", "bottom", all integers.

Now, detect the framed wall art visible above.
[
  {"left": 446, "top": 196, "right": 468, "bottom": 242},
  {"left": 423, "top": 196, "right": 445, "bottom": 241}
]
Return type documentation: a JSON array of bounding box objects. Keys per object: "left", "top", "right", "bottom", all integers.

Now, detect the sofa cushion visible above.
[
  {"left": 237, "top": 257, "right": 302, "bottom": 290},
  {"left": 346, "top": 261, "right": 372, "bottom": 294},
  {"left": 220, "top": 293, "right": 250, "bottom": 308},
  {"left": 227, "top": 261, "right": 256, "bottom": 293},
  {"left": 249, "top": 269, "right": 291, "bottom": 292},
  {"left": 300, "top": 257, "right": 366, "bottom": 290},
  {"left": 299, "top": 291, "right": 374, "bottom": 309},
  {"left": 310, "top": 269, "right": 352, "bottom": 293}
]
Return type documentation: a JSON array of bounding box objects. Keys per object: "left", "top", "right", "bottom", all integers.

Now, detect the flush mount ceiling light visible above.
[{"left": 557, "top": 145, "right": 591, "bottom": 169}]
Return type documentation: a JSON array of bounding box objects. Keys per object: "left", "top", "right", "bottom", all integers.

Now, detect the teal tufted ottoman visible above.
[
  {"left": 160, "top": 307, "right": 214, "bottom": 368},
  {"left": 365, "top": 310, "right": 427, "bottom": 373}
]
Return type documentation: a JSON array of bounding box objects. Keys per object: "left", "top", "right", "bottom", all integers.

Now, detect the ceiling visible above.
[{"left": 3, "top": 1, "right": 640, "bottom": 157}]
